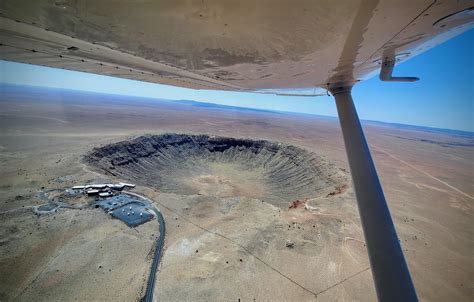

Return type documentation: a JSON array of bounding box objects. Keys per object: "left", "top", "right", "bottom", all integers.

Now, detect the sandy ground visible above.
[{"left": 0, "top": 85, "right": 472, "bottom": 301}]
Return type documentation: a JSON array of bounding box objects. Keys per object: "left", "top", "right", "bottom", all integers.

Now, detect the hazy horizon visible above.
[{"left": 1, "top": 82, "right": 472, "bottom": 136}]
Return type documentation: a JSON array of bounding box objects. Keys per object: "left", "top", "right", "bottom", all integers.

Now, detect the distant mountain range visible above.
[{"left": 172, "top": 99, "right": 282, "bottom": 114}]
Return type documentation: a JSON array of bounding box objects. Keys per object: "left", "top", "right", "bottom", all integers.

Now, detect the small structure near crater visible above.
[
  {"left": 70, "top": 182, "right": 136, "bottom": 198},
  {"left": 66, "top": 183, "right": 151, "bottom": 226},
  {"left": 86, "top": 189, "right": 100, "bottom": 196},
  {"left": 99, "top": 191, "right": 113, "bottom": 198}
]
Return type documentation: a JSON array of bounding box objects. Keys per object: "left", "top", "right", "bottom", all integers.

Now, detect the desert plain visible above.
[{"left": 0, "top": 84, "right": 472, "bottom": 301}]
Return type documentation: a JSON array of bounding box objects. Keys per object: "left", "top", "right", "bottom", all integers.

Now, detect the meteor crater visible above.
[{"left": 85, "top": 134, "right": 346, "bottom": 207}]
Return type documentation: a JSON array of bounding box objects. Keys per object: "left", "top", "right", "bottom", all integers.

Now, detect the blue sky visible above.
[{"left": 1, "top": 29, "right": 472, "bottom": 132}]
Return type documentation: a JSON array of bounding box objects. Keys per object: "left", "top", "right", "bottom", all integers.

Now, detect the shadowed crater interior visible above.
[{"left": 85, "top": 134, "right": 346, "bottom": 207}]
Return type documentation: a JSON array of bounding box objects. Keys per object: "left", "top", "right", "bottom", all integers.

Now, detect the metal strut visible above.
[
  {"left": 330, "top": 86, "right": 418, "bottom": 302},
  {"left": 380, "top": 50, "right": 419, "bottom": 82}
]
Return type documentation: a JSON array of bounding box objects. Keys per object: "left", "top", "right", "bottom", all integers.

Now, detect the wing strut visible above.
[
  {"left": 330, "top": 85, "right": 418, "bottom": 302},
  {"left": 379, "top": 50, "right": 420, "bottom": 82}
]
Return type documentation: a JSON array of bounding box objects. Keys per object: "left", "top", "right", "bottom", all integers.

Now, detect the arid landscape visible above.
[{"left": 0, "top": 84, "right": 472, "bottom": 301}]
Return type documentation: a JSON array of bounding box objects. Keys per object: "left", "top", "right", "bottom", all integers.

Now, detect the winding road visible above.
[
  {"left": 142, "top": 207, "right": 165, "bottom": 302},
  {"left": 123, "top": 192, "right": 166, "bottom": 302}
]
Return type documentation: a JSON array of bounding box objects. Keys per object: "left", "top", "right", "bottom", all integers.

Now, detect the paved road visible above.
[
  {"left": 143, "top": 207, "right": 165, "bottom": 302},
  {"left": 123, "top": 192, "right": 165, "bottom": 302}
]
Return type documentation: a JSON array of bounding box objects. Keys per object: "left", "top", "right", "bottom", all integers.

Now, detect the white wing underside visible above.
[{"left": 0, "top": 1, "right": 472, "bottom": 95}]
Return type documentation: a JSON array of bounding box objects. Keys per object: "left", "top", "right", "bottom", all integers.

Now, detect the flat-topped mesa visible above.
[{"left": 84, "top": 134, "right": 347, "bottom": 208}]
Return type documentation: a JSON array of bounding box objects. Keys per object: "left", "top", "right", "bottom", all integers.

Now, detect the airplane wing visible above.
[
  {"left": 1, "top": 1, "right": 472, "bottom": 95},
  {"left": 1, "top": 2, "right": 473, "bottom": 301}
]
